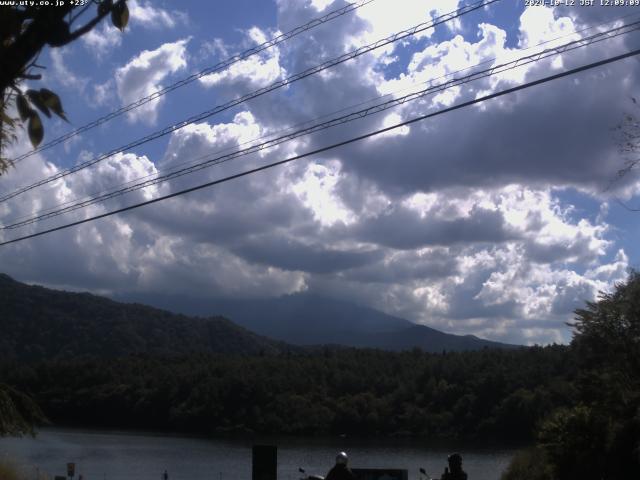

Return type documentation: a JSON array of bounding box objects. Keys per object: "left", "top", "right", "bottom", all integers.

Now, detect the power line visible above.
[
  {"left": 0, "top": 0, "right": 500, "bottom": 204},
  {"left": 4, "top": 18, "right": 638, "bottom": 230},
  {"left": 8, "top": 10, "right": 636, "bottom": 229},
  {"left": 2, "top": 46, "right": 638, "bottom": 247},
  {"left": 9, "top": 0, "right": 376, "bottom": 164}
]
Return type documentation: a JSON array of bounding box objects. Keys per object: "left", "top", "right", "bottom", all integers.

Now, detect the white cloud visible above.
[
  {"left": 160, "top": 111, "right": 262, "bottom": 173},
  {"left": 518, "top": 6, "right": 577, "bottom": 50},
  {"left": 92, "top": 80, "right": 115, "bottom": 109},
  {"left": 199, "top": 27, "right": 285, "bottom": 90},
  {"left": 198, "top": 38, "right": 229, "bottom": 63},
  {"left": 115, "top": 38, "right": 190, "bottom": 125},
  {"left": 320, "top": 182, "right": 628, "bottom": 344},
  {"left": 81, "top": 22, "right": 122, "bottom": 57},
  {"left": 49, "top": 49, "right": 88, "bottom": 91},
  {"left": 129, "top": 0, "right": 188, "bottom": 29},
  {"left": 354, "top": 0, "right": 462, "bottom": 50},
  {"left": 0, "top": 132, "right": 306, "bottom": 299},
  {"left": 3, "top": 0, "right": 639, "bottom": 348},
  {"left": 289, "top": 160, "right": 355, "bottom": 226},
  {"left": 80, "top": 1, "right": 185, "bottom": 59}
]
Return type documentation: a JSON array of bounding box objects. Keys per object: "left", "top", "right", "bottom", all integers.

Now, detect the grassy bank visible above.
[{"left": 0, "top": 458, "right": 49, "bottom": 480}]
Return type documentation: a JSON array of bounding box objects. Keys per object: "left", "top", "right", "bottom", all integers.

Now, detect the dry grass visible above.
[
  {"left": 0, "top": 458, "right": 49, "bottom": 480},
  {"left": 0, "top": 458, "right": 24, "bottom": 480}
]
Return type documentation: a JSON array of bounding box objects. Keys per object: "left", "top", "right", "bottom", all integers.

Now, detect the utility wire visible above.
[
  {"left": 0, "top": 0, "right": 500, "bottom": 204},
  {"left": 2, "top": 46, "right": 639, "bottom": 247},
  {"left": 9, "top": 0, "right": 376, "bottom": 164},
  {"left": 9, "top": 10, "right": 637, "bottom": 228},
  {"left": 4, "top": 19, "right": 638, "bottom": 230}
]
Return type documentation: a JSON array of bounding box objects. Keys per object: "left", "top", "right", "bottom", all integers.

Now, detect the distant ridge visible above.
[
  {"left": 0, "top": 273, "right": 288, "bottom": 361},
  {"left": 116, "top": 291, "right": 520, "bottom": 352}
]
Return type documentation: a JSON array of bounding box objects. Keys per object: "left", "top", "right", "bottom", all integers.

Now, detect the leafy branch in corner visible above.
[{"left": 0, "top": 0, "right": 129, "bottom": 176}]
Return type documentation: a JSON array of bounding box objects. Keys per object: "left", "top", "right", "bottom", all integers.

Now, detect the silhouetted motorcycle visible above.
[
  {"left": 419, "top": 467, "right": 434, "bottom": 480},
  {"left": 299, "top": 467, "right": 325, "bottom": 480}
]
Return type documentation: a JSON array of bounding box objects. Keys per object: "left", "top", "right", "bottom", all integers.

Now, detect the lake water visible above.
[{"left": 0, "top": 428, "right": 516, "bottom": 480}]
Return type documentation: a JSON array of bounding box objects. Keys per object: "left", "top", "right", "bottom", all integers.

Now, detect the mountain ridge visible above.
[
  {"left": 115, "top": 290, "right": 520, "bottom": 352},
  {"left": 1, "top": 273, "right": 519, "bottom": 359},
  {"left": 0, "top": 273, "right": 288, "bottom": 361}
]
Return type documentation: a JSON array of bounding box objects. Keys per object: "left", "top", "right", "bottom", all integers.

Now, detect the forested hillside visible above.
[{"left": 0, "top": 274, "right": 287, "bottom": 360}]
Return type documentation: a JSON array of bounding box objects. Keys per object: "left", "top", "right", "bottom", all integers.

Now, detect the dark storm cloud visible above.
[
  {"left": 336, "top": 58, "right": 639, "bottom": 197},
  {"left": 343, "top": 248, "right": 459, "bottom": 283},
  {"left": 525, "top": 232, "right": 602, "bottom": 264},
  {"left": 139, "top": 185, "right": 310, "bottom": 246},
  {"left": 352, "top": 204, "right": 517, "bottom": 249},
  {"left": 232, "top": 234, "right": 383, "bottom": 273}
]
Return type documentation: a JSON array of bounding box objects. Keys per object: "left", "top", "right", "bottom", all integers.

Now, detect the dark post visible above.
[{"left": 252, "top": 445, "right": 277, "bottom": 480}]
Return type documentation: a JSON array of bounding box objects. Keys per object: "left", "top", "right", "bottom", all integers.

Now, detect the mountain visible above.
[
  {"left": 115, "top": 291, "right": 520, "bottom": 352},
  {"left": 0, "top": 273, "right": 288, "bottom": 361},
  {"left": 350, "top": 324, "right": 518, "bottom": 351}
]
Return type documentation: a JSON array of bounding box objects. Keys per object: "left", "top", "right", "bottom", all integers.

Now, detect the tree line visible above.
[{"left": 1, "top": 344, "right": 573, "bottom": 440}]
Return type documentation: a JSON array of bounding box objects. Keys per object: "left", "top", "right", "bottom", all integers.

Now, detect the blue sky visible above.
[{"left": 2, "top": 0, "right": 640, "bottom": 345}]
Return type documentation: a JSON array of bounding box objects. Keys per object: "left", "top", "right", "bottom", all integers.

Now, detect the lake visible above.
[{"left": 0, "top": 428, "right": 516, "bottom": 480}]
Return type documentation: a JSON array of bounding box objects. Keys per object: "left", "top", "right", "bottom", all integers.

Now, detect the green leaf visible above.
[
  {"left": 26, "top": 89, "right": 51, "bottom": 118},
  {"left": 39, "top": 88, "right": 68, "bottom": 122},
  {"left": 16, "top": 94, "right": 33, "bottom": 122},
  {"left": 27, "top": 112, "right": 44, "bottom": 148},
  {"left": 111, "top": 1, "right": 129, "bottom": 31}
]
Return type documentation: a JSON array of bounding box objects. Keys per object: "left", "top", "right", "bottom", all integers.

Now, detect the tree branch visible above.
[
  {"left": 18, "top": 73, "right": 42, "bottom": 80},
  {"left": 65, "top": 14, "right": 107, "bottom": 44},
  {"left": 0, "top": 5, "right": 74, "bottom": 93},
  {"left": 64, "top": 2, "right": 120, "bottom": 44}
]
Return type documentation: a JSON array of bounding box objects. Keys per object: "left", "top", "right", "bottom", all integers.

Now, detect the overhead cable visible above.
[
  {"left": 12, "top": 10, "right": 638, "bottom": 228},
  {"left": 4, "top": 18, "right": 638, "bottom": 230},
  {"left": 0, "top": 0, "right": 500, "bottom": 204},
  {"left": 2, "top": 46, "right": 639, "bottom": 247},
  {"left": 9, "top": 0, "right": 376, "bottom": 164}
]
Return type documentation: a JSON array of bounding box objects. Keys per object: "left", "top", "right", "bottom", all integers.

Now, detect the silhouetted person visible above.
[
  {"left": 441, "top": 453, "right": 467, "bottom": 480},
  {"left": 162, "top": 470, "right": 169, "bottom": 480},
  {"left": 326, "top": 452, "right": 356, "bottom": 480}
]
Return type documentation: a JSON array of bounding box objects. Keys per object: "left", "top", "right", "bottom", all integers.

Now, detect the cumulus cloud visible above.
[
  {"left": 129, "top": 0, "right": 188, "bottom": 29},
  {"left": 518, "top": 5, "right": 577, "bottom": 50},
  {"left": 332, "top": 8, "right": 639, "bottom": 197},
  {"left": 0, "top": 135, "right": 305, "bottom": 299},
  {"left": 81, "top": 23, "right": 122, "bottom": 57},
  {"left": 199, "top": 27, "right": 286, "bottom": 91},
  {"left": 115, "top": 38, "right": 190, "bottom": 125},
  {"left": 2, "top": 1, "right": 638, "bottom": 347},
  {"left": 49, "top": 49, "right": 88, "bottom": 91},
  {"left": 80, "top": 1, "right": 186, "bottom": 58}
]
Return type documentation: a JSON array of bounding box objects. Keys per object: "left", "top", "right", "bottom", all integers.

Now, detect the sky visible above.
[{"left": 2, "top": 0, "right": 640, "bottom": 345}]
